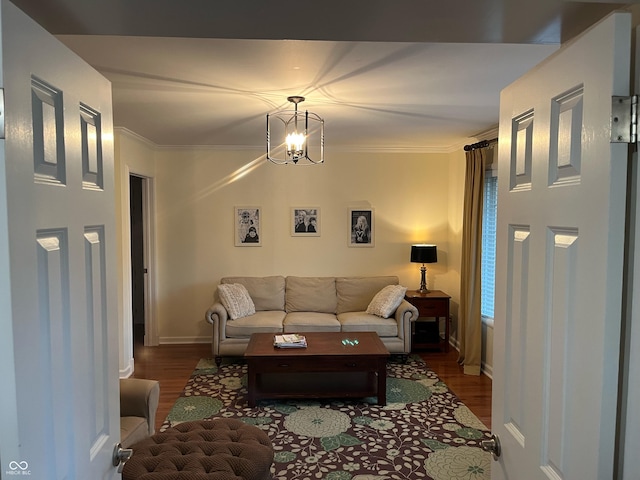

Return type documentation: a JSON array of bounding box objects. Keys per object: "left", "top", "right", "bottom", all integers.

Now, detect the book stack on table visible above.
[{"left": 273, "top": 334, "right": 307, "bottom": 348}]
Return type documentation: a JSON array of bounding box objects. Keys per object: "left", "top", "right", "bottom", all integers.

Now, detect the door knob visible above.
[
  {"left": 480, "top": 434, "right": 501, "bottom": 461},
  {"left": 112, "top": 443, "right": 133, "bottom": 473}
]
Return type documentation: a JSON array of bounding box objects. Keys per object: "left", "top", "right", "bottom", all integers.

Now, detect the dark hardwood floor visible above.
[
  {"left": 419, "top": 349, "right": 492, "bottom": 428},
  {"left": 131, "top": 341, "right": 492, "bottom": 432}
]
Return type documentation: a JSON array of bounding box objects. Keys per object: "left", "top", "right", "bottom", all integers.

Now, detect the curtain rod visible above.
[{"left": 463, "top": 137, "right": 498, "bottom": 151}]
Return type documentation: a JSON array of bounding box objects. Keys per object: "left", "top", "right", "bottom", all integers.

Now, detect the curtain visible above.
[{"left": 458, "top": 147, "right": 488, "bottom": 376}]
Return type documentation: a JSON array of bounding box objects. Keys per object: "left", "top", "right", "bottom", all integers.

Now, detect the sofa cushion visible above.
[
  {"left": 121, "top": 416, "right": 149, "bottom": 448},
  {"left": 285, "top": 277, "right": 337, "bottom": 314},
  {"left": 283, "top": 312, "right": 341, "bottom": 332},
  {"left": 222, "top": 276, "right": 285, "bottom": 311},
  {"left": 366, "top": 285, "right": 407, "bottom": 318},
  {"left": 335, "top": 276, "right": 399, "bottom": 314},
  {"left": 337, "top": 312, "right": 399, "bottom": 337},
  {"left": 218, "top": 283, "right": 256, "bottom": 319},
  {"left": 225, "top": 311, "right": 286, "bottom": 337}
]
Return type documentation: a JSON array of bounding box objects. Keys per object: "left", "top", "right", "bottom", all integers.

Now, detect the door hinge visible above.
[
  {"left": 0, "top": 88, "right": 4, "bottom": 140},
  {"left": 611, "top": 95, "right": 638, "bottom": 144}
]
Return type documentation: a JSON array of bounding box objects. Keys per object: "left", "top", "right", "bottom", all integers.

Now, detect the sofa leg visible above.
[
  {"left": 215, "top": 356, "right": 222, "bottom": 367},
  {"left": 400, "top": 354, "right": 409, "bottom": 364}
]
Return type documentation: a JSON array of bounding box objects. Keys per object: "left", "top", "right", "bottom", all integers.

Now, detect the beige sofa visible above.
[
  {"left": 205, "top": 275, "right": 419, "bottom": 365},
  {"left": 120, "top": 378, "right": 160, "bottom": 448}
]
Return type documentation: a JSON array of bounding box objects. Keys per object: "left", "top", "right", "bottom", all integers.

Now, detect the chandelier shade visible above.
[{"left": 267, "top": 96, "right": 324, "bottom": 165}]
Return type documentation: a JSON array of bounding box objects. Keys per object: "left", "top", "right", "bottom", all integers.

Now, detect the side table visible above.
[{"left": 405, "top": 289, "right": 451, "bottom": 353}]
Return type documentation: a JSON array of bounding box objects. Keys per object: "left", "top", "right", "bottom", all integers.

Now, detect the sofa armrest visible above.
[
  {"left": 120, "top": 378, "right": 160, "bottom": 435},
  {"left": 395, "top": 299, "right": 419, "bottom": 320},
  {"left": 206, "top": 302, "right": 228, "bottom": 325},
  {"left": 394, "top": 299, "right": 419, "bottom": 336},
  {"left": 206, "top": 302, "right": 229, "bottom": 358}
]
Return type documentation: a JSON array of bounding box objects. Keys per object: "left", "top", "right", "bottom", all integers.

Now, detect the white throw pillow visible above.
[
  {"left": 366, "top": 285, "right": 407, "bottom": 318},
  {"left": 218, "top": 283, "right": 256, "bottom": 320}
]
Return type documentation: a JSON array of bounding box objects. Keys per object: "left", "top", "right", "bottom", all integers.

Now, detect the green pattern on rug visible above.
[{"left": 163, "top": 356, "right": 491, "bottom": 480}]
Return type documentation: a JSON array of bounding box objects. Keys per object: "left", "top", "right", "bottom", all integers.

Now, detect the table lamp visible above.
[{"left": 411, "top": 244, "right": 437, "bottom": 293}]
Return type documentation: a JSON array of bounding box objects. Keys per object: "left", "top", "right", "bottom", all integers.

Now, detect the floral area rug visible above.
[{"left": 161, "top": 356, "right": 492, "bottom": 480}]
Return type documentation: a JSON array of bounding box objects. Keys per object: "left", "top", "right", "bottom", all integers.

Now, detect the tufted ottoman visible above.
[{"left": 122, "top": 418, "right": 274, "bottom": 480}]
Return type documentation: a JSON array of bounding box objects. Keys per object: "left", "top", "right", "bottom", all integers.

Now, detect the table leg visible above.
[
  {"left": 377, "top": 361, "right": 387, "bottom": 406},
  {"left": 247, "top": 363, "right": 256, "bottom": 407},
  {"left": 444, "top": 315, "right": 450, "bottom": 352}
]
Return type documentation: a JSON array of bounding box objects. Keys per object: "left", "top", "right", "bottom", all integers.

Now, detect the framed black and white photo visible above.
[
  {"left": 234, "top": 206, "right": 261, "bottom": 246},
  {"left": 348, "top": 207, "right": 374, "bottom": 247},
  {"left": 291, "top": 207, "right": 320, "bottom": 236}
]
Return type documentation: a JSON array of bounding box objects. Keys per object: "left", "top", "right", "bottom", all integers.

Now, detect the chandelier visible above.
[{"left": 266, "top": 96, "right": 324, "bottom": 165}]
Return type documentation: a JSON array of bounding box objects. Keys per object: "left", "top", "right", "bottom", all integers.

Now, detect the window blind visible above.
[{"left": 481, "top": 173, "right": 498, "bottom": 319}]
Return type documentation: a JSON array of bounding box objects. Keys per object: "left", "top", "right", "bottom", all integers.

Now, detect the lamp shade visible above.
[{"left": 411, "top": 244, "right": 437, "bottom": 264}]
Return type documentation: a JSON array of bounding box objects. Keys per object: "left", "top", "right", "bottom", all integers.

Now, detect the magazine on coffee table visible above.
[{"left": 274, "top": 334, "right": 307, "bottom": 348}]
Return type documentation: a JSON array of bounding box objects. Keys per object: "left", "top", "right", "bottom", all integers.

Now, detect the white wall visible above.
[
  {"left": 115, "top": 129, "right": 156, "bottom": 376},
  {"left": 153, "top": 147, "right": 456, "bottom": 342},
  {"left": 443, "top": 149, "right": 464, "bottom": 345},
  {"left": 114, "top": 130, "right": 498, "bottom": 374}
]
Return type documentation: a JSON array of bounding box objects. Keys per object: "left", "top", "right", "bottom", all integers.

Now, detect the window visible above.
[{"left": 481, "top": 170, "right": 498, "bottom": 319}]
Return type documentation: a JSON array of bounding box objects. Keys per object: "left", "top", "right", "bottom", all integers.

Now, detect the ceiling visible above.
[{"left": 11, "top": 0, "right": 633, "bottom": 151}]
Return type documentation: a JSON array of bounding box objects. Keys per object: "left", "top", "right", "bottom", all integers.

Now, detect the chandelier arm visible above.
[
  {"left": 266, "top": 95, "right": 324, "bottom": 165},
  {"left": 304, "top": 110, "right": 309, "bottom": 157}
]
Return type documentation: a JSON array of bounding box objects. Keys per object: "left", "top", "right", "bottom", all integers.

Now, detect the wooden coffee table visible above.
[{"left": 244, "top": 332, "right": 390, "bottom": 406}]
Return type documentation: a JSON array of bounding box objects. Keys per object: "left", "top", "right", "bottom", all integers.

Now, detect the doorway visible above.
[{"left": 130, "top": 174, "right": 146, "bottom": 350}]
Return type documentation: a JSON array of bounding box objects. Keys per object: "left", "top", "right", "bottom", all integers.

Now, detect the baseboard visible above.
[
  {"left": 159, "top": 336, "right": 211, "bottom": 345},
  {"left": 448, "top": 336, "right": 492, "bottom": 379},
  {"left": 481, "top": 362, "right": 493, "bottom": 380},
  {"left": 119, "top": 357, "right": 134, "bottom": 378}
]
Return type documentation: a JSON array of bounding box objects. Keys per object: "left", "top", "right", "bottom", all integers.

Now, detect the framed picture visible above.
[
  {"left": 348, "top": 207, "right": 374, "bottom": 247},
  {"left": 234, "top": 206, "right": 261, "bottom": 246},
  {"left": 291, "top": 207, "right": 321, "bottom": 236}
]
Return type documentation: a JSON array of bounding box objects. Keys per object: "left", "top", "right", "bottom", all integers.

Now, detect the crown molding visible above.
[
  {"left": 471, "top": 126, "right": 499, "bottom": 142},
  {"left": 155, "top": 144, "right": 465, "bottom": 155},
  {"left": 114, "top": 127, "right": 471, "bottom": 155},
  {"left": 114, "top": 127, "right": 158, "bottom": 149}
]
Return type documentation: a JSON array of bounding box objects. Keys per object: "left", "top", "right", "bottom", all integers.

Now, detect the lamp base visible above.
[{"left": 417, "top": 265, "right": 430, "bottom": 294}]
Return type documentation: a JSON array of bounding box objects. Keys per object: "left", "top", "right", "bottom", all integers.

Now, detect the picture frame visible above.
[
  {"left": 348, "top": 207, "right": 374, "bottom": 247},
  {"left": 291, "top": 207, "right": 321, "bottom": 236},
  {"left": 234, "top": 206, "right": 262, "bottom": 246}
]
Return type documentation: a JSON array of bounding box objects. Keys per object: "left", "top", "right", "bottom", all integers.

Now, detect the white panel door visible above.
[
  {"left": 620, "top": 25, "right": 640, "bottom": 480},
  {"left": 492, "top": 12, "right": 630, "bottom": 480},
  {"left": 0, "top": 1, "right": 119, "bottom": 478}
]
